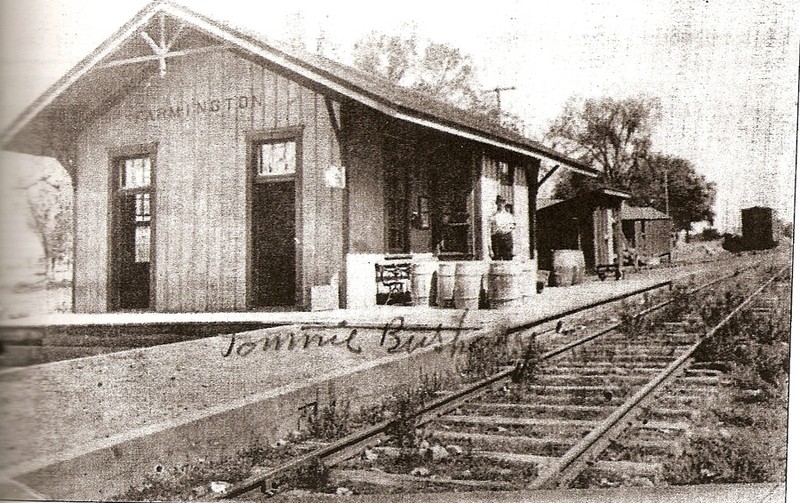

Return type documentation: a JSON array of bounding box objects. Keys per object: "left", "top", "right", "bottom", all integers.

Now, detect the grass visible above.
[
  {"left": 111, "top": 443, "right": 304, "bottom": 501},
  {"left": 662, "top": 273, "right": 789, "bottom": 485}
]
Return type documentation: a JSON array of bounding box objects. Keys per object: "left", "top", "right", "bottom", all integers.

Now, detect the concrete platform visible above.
[
  {"left": 276, "top": 482, "right": 786, "bottom": 503},
  {"left": 0, "top": 254, "right": 760, "bottom": 370},
  {"left": 0, "top": 253, "right": 763, "bottom": 333}
]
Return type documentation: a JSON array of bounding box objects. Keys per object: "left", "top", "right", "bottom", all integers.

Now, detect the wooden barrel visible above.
[
  {"left": 410, "top": 261, "right": 438, "bottom": 306},
  {"left": 552, "top": 250, "right": 586, "bottom": 286},
  {"left": 436, "top": 262, "right": 457, "bottom": 308},
  {"left": 488, "top": 261, "right": 521, "bottom": 309},
  {"left": 453, "top": 261, "right": 487, "bottom": 309},
  {"left": 520, "top": 261, "right": 537, "bottom": 300}
]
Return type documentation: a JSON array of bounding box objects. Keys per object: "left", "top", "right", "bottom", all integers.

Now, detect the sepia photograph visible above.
[{"left": 0, "top": 0, "right": 797, "bottom": 501}]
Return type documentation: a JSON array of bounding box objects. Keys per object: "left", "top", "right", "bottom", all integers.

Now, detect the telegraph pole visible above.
[{"left": 484, "top": 86, "right": 516, "bottom": 110}]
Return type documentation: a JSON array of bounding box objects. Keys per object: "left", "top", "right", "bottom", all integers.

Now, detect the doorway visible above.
[
  {"left": 111, "top": 155, "right": 153, "bottom": 310},
  {"left": 250, "top": 135, "right": 299, "bottom": 308}
]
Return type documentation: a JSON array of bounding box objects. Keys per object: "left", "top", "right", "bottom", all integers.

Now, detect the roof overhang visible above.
[{"left": 1, "top": 1, "right": 598, "bottom": 178}]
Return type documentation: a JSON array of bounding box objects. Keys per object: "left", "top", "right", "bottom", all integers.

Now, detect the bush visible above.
[
  {"left": 721, "top": 233, "right": 744, "bottom": 253},
  {"left": 693, "top": 228, "right": 722, "bottom": 242}
]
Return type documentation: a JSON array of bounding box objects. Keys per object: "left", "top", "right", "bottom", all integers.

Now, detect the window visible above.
[
  {"left": 135, "top": 193, "right": 151, "bottom": 223},
  {"left": 256, "top": 140, "right": 296, "bottom": 176},
  {"left": 134, "top": 193, "right": 151, "bottom": 262},
  {"left": 122, "top": 157, "right": 151, "bottom": 188},
  {"left": 497, "top": 160, "right": 514, "bottom": 212},
  {"left": 498, "top": 161, "right": 513, "bottom": 187},
  {"left": 116, "top": 155, "right": 153, "bottom": 264}
]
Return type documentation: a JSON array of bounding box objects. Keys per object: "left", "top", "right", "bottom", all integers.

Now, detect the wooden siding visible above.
[
  {"left": 624, "top": 218, "right": 672, "bottom": 260},
  {"left": 74, "top": 49, "right": 343, "bottom": 312},
  {"left": 344, "top": 104, "right": 386, "bottom": 254}
]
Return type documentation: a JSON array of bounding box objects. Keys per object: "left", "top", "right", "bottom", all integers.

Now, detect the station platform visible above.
[
  {"left": 276, "top": 482, "right": 786, "bottom": 503},
  {"left": 0, "top": 254, "right": 773, "bottom": 500},
  {"left": 0, "top": 255, "right": 759, "bottom": 370}
]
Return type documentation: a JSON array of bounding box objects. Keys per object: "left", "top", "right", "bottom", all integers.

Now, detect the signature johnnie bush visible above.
[{"left": 220, "top": 312, "right": 515, "bottom": 358}]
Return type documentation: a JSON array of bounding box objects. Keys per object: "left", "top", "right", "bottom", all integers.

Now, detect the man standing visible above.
[{"left": 490, "top": 195, "right": 515, "bottom": 260}]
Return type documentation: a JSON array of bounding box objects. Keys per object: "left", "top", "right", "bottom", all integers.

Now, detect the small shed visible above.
[
  {"left": 620, "top": 204, "right": 672, "bottom": 264},
  {"left": 1, "top": 1, "right": 595, "bottom": 313},
  {"left": 536, "top": 188, "right": 630, "bottom": 278}
]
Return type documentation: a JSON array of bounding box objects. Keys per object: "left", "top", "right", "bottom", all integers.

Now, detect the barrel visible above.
[
  {"left": 552, "top": 249, "right": 586, "bottom": 286},
  {"left": 519, "top": 261, "right": 537, "bottom": 300},
  {"left": 453, "top": 261, "right": 488, "bottom": 309},
  {"left": 488, "top": 261, "right": 521, "bottom": 309},
  {"left": 410, "top": 261, "right": 438, "bottom": 306},
  {"left": 436, "top": 262, "right": 457, "bottom": 308}
]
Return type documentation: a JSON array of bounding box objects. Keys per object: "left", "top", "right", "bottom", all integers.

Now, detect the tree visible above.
[
  {"left": 546, "top": 95, "right": 660, "bottom": 197},
  {"left": 20, "top": 163, "right": 73, "bottom": 279},
  {"left": 627, "top": 153, "right": 716, "bottom": 231},
  {"left": 352, "top": 31, "right": 418, "bottom": 85},
  {"left": 351, "top": 32, "right": 523, "bottom": 131},
  {"left": 545, "top": 96, "right": 715, "bottom": 231}
]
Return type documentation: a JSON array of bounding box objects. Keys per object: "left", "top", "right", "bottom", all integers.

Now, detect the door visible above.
[
  {"left": 252, "top": 182, "right": 296, "bottom": 307},
  {"left": 112, "top": 156, "right": 153, "bottom": 310},
  {"left": 250, "top": 136, "right": 298, "bottom": 308}
]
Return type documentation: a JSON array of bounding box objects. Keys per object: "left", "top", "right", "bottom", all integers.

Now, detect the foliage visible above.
[
  {"left": 352, "top": 31, "right": 419, "bottom": 85},
  {"left": 546, "top": 96, "right": 716, "bottom": 230},
  {"left": 307, "top": 395, "right": 352, "bottom": 441},
  {"left": 691, "top": 227, "right": 722, "bottom": 242},
  {"left": 721, "top": 233, "right": 744, "bottom": 253},
  {"left": 615, "top": 297, "right": 656, "bottom": 339},
  {"left": 665, "top": 278, "right": 789, "bottom": 485},
  {"left": 20, "top": 162, "right": 73, "bottom": 275},
  {"left": 112, "top": 443, "right": 301, "bottom": 501},
  {"left": 351, "top": 31, "right": 524, "bottom": 131},
  {"left": 664, "top": 427, "right": 786, "bottom": 485},
  {"left": 628, "top": 153, "right": 716, "bottom": 231},
  {"left": 545, "top": 95, "right": 659, "bottom": 191}
]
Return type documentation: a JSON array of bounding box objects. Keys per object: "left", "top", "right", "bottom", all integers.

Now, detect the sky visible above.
[{"left": 0, "top": 0, "right": 798, "bottom": 231}]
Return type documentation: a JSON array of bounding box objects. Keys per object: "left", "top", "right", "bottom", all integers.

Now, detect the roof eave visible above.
[
  {"left": 0, "top": 3, "right": 162, "bottom": 152},
  {"left": 1, "top": 0, "right": 596, "bottom": 176}
]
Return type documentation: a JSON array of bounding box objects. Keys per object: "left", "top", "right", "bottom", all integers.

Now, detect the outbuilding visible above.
[
  {"left": 1, "top": 1, "right": 594, "bottom": 312},
  {"left": 620, "top": 204, "right": 672, "bottom": 265},
  {"left": 535, "top": 188, "right": 630, "bottom": 281}
]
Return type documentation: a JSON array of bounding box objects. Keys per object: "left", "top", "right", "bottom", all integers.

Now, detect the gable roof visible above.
[
  {"left": 621, "top": 204, "right": 670, "bottom": 221},
  {"left": 0, "top": 0, "right": 596, "bottom": 177},
  {"left": 536, "top": 198, "right": 565, "bottom": 210}
]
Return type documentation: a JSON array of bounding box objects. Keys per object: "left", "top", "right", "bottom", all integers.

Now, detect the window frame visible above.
[{"left": 251, "top": 127, "right": 303, "bottom": 184}]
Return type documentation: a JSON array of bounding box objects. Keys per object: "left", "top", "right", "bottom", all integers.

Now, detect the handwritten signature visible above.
[{"left": 222, "top": 311, "right": 484, "bottom": 358}]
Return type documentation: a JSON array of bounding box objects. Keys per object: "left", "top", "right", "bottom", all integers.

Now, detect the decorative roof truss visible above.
[{"left": 97, "top": 12, "right": 229, "bottom": 76}]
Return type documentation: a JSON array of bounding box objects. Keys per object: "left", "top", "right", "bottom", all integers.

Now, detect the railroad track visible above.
[{"left": 216, "top": 258, "right": 787, "bottom": 499}]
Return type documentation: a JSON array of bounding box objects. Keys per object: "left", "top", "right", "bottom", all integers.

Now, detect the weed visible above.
[
  {"left": 616, "top": 299, "right": 655, "bottom": 340},
  {"left": 112, "top": 444, "right": 299, "bottom": 501},
  {"left": 663, "top": 278, "right": 789, "bottom": 486},
  {"left": 307, "top": 391, "right": 352, "bottom": 441},
  {"left": 459, "top": 330, "right": 512, "bottom": 381},
  {"left": 510, "top": 337, "right": 543, "bottom": 385}
]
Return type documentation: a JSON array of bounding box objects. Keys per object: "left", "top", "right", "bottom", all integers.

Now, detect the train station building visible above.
[{"left": 1, "top": 1, "right": 596, "bottom": 313}]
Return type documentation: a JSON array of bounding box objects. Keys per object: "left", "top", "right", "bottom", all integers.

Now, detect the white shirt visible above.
[{"left": 490, "top": 210, "right": 516, "bottom": 235}]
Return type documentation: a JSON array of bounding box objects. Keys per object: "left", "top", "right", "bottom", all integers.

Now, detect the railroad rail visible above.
[{"left": 215, "top": 258, "right": 786, "bottom": 499}]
